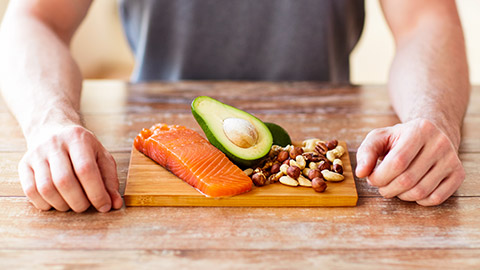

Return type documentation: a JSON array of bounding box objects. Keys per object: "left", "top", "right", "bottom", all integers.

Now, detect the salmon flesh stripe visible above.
[{"left": 134, "top": 123, "right": 253, "bottom": 197}]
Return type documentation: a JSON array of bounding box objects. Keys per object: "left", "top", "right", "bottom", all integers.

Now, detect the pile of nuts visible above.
[{"left": 243, "top": 139, "right": 346, "bottom": 193}]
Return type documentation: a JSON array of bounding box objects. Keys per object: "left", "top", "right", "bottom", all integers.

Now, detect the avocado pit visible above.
[{"left": 223, "top": 118, "right": 258, "bottom": 148}]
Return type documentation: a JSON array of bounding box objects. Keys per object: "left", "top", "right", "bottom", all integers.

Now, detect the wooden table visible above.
[{"left": 1, "top": 80, "right": 480, "bottom": 269}]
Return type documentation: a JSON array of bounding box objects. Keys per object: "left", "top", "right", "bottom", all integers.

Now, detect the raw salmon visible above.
[{"left": 134, "top": 123, "right": 253, "bottom": 197}]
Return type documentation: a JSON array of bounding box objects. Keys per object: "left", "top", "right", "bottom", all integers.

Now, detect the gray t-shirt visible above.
[{"left": 119, "top": 0, "right": 364, "bottom": 83}]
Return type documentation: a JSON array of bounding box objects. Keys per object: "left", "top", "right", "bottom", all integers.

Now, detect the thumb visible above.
[
  {"left": 355, "top": 128, "right": 390, "bottom": 178},
  {"left": 97, "top": 150, "right": 123, "bottom": 210}
]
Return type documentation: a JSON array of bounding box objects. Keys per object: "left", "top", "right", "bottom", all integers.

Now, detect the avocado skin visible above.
[
  {"left": 264, "top": 122, "right": 292, "bottom": 147},
  {"left": 191, "top": 97, "right": 271, "bottom": 168}
]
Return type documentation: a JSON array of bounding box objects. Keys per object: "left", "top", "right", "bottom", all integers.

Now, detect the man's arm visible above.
[
  {"left": 0, "top": 0, "right": 123, "bottom": 212},
  {"left": 356, "top": 0, "right": 469, "bottom": 206}
]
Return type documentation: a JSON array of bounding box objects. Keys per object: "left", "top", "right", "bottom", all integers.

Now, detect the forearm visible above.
[
  {"left": 388, "top": 19, "right": 469, "bottom": 150},
  {"left": 0, "top": 14, "right": 83, "bottom": 146}
]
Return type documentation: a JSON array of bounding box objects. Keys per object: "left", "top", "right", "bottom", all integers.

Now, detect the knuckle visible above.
[
  {"left": 37, "top": 182, "right": 55, "bottom": 197},
  {"left": 45, "top": 135, "right": 60, "bottom": 146},
  {"left": 447, "top": 154, "right": 461, "bottom": 165},
  {"left": 18, "top": 157, "right": 30, "bottom": 170},
  {"left": 367, "top": 128, "right": 385, "bottom": 139},
  {"left": 434, "top": 135, "right": 451, "bottom": 151},
  {"left": 23, "top": 185, "right": 38, "bottom": 199},
  {"left": 68, "top": 126, "right": 94, "bottom": 143},
  {"left": 397, "top": 172, "right": 416, "bottom": 189},
  {"left": 391, "top": 155, "right": 409, "bottom": 172},
  {"left": 418, "top": 119, "right": 434, "bottom": 132},
  {"left": 54, "top": 175, "right": 72, "bottom": 190},
  {"left": 69, "top": 126, "right": 86, "bottom": 136},
  {"left": 410, "top": 186, "right": 427, "bottom": 201},
  {"left": 22, "top": 151, "right": 38, "bottom": 165},
  {"left": 76, "top": 161, "right": 95, "bottom": 176}
]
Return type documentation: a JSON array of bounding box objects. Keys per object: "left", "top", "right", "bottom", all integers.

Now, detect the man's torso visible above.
[{"left": 119, "top": 0, "right": 365, "bottom": 82}]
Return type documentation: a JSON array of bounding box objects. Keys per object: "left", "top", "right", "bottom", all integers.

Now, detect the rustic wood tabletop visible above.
[{"left": 1, "top": 80, "right": 479, "bottom": 269}]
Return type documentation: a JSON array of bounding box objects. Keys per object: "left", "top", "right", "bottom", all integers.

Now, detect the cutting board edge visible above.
[
  {"left": 125, "top": 141, "right": 358, "bottom": 207},
  {"left": 124, "top": 193, "right": 358, "bottom": 207}
]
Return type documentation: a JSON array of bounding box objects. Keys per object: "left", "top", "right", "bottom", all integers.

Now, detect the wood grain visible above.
[
  {"left": 1, "top": 81, "right": 480, "bottom": 268},
  {"left": 3, "top": 152, "right": 480, "bottom": 198},
  {"left": 0, "top": 152, "right": 131, "bottom": 197},
  {"left": 1, "top": 82, "right": 480, "bottom": 152},
  {"left": 1, "top": 249, "right": 479, "bottom": 270},
  {"left": 124, "top": 142, "right": 357, "bottom": 207},
  {"left": 1, "top": 196, "right": 480, "bottom": 250},
  {"left": 2, "top": 112, "right": 480, "bottom": 153}
]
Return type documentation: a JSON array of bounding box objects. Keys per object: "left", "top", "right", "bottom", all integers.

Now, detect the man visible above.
[{"left": 0, "top": 0, "right": 469, "bottom": 212}]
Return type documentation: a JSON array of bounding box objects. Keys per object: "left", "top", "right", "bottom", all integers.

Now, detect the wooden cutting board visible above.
[{"left": 124, "top": 141, "right": 357, "bottom": 207}]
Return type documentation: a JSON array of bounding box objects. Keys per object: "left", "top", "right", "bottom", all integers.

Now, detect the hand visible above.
[
  {"left": 355, "top": 119, "right": 465, "bottom": 206},
  {"left": 18, "top": 125, "right": 123, "bottom": 212}
]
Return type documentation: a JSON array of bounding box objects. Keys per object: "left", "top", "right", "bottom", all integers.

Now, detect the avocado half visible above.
[
  {"left": 191, "top": 96, "right": 273, "bottom": 168},
  {"left": 264, "top": 122, "right": 292, "bottom": 147}
]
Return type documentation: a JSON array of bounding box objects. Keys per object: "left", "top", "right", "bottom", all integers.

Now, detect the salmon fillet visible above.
[{"left": 134, "top": 123, "right": 253, "bottom": 197}]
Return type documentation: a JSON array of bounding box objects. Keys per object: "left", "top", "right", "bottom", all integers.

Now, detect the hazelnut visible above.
[
  {"left": 277, "top": 150, "right": 289, "bottom": 163},
  {"left": 282, "top": 159, "right": 291, "bottom": 166},
  {"left": 333, "top": 164, "right": 343, "bottom": 174},
  {"left": 287, "top": 166, "right": 301, "bottom": 179},
  {"left": 289, "top": 146, "right": 303, "bottom": 159},
  {"left": 326, "top": 139, "right": 338, "bottom": 150},
  {"left": 311, "top": 177, "right": 327, "bottom": 193},
  {"left": 307, "top": 169, "right": 322, "bottom": 180},
  {"left": 318, "top": 160, "right": 331, "bottom": 171},
  {"left": 251, "top": 172, "right": 267, "bottom": 186},
  {"left": 315, "top": 142, "right": 328, "bottom": 155},
  {"left": 271, "top": 163, "right": 281, "bottom": 174}
]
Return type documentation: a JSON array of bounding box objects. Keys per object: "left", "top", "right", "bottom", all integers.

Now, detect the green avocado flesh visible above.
[
  {"left": 264, "top": 122, "right": 292, "bottom": 147},
  {"left": 191, "top": 96, "right": 273, "bottom": 167}
]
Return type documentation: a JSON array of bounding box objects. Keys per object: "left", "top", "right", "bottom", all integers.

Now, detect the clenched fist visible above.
[
  {"left": 356, "top": 119, "right": 465, "bottom": 206},
  {"left": 19, "top": 125, "right": 123, "bottom": 212}
]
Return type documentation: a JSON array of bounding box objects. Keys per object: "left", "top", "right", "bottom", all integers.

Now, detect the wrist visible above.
[
  {"left": 22, "top": 108, "right": 83, "bottom": 148},
  {"left": 406, "top": 117, "right": 462, "bottom": 151}
]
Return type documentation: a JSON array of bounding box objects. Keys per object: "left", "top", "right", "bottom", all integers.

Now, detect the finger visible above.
[
  {"left": 377, "top": 145, "right": 439, "bottom": 198},
  {"left": 395, "top": 162, "right": 446, "bottom": 202},
  {"left": 49, "top": 151, "right": 91, "bottom": 213},
  {"left": 32, "top": 161, "right": 69, "bottom": 211},
  {"left": 69, "top": 144, "right": 112, "bottom": 212},
  {"left": 97, "top": 150, "right": 123, "bottom": 210},
  {"left": 396, "top": 152, "right": 460, "bottom": 202},
  {"left": 18, "top": 161, "right": 51, "bottom": 211},
  {"left": 356, "top": 128, "right": 389, "bottom": 178},
  {"left": 367, "top": 132, "right": 424, "bottom": 187},
  {"left": 415, "top": 168, "right": 465, "bottom": 206}
]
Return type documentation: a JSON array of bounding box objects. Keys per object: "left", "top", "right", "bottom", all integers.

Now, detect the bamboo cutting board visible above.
[{"left": 124, "top": 141, "right": 358, "bottom": 207}]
